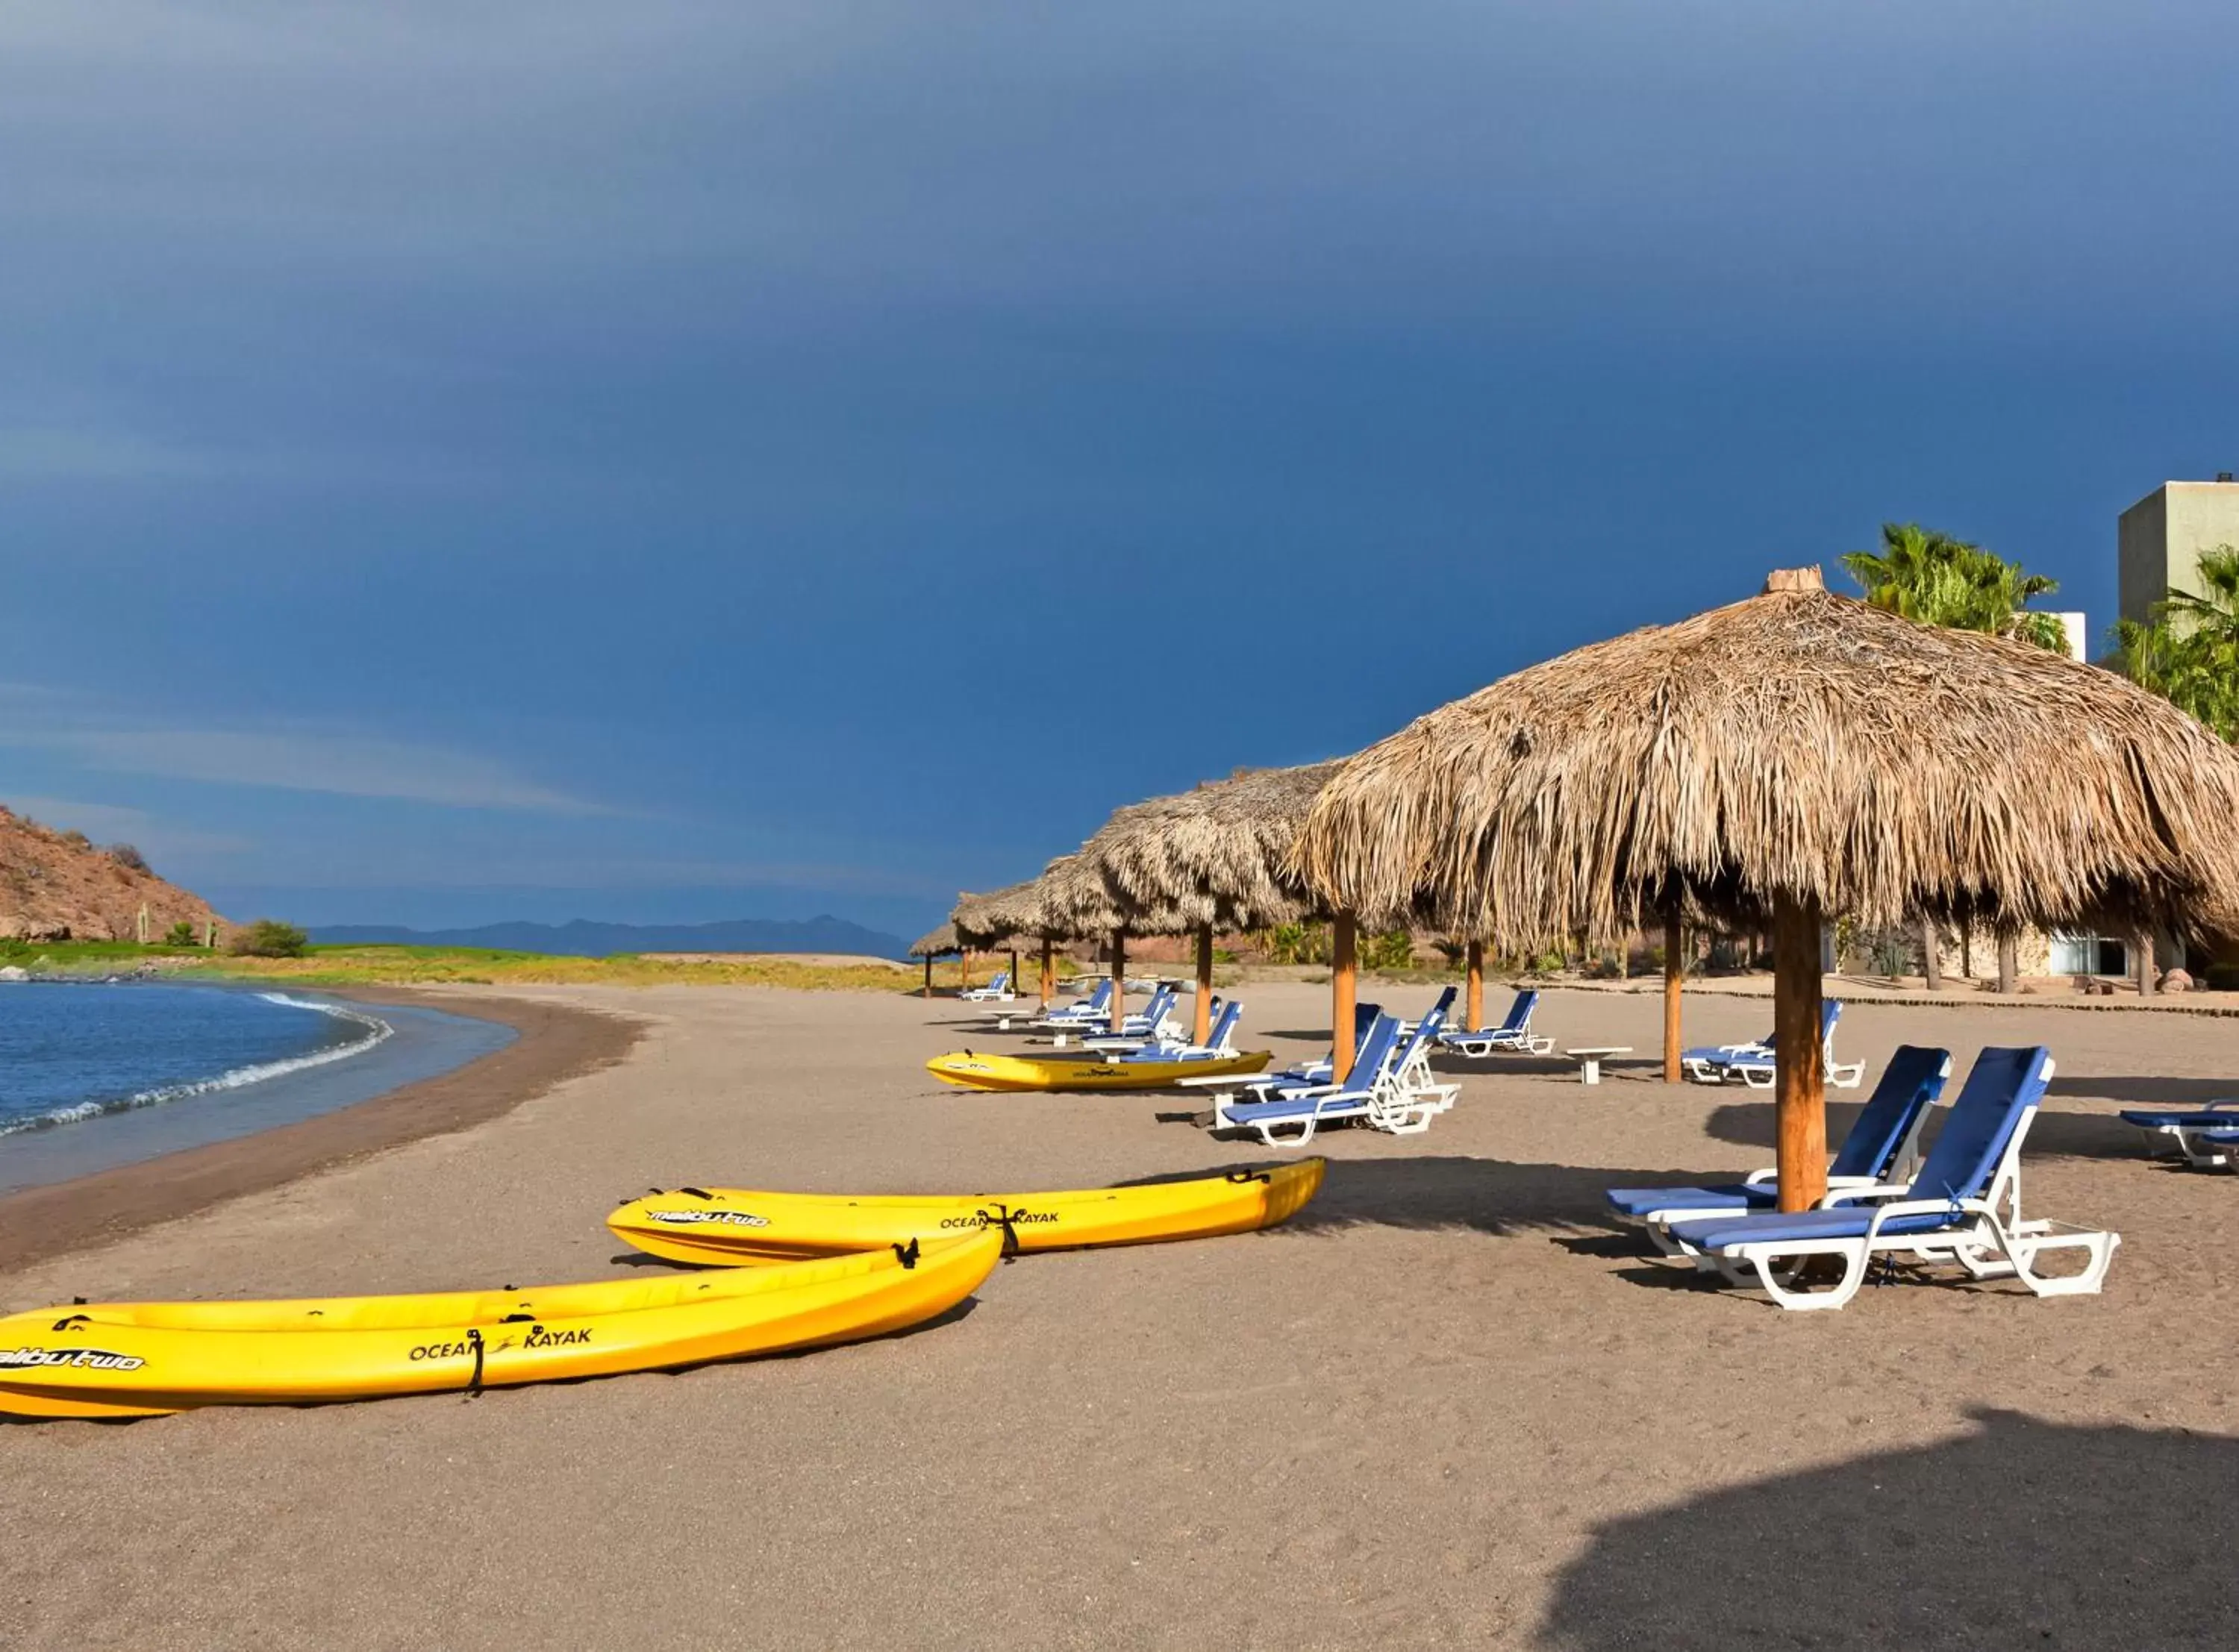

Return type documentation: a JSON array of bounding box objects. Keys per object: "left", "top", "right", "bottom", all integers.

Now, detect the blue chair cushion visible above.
[
  {"left": 2119, "top": 1107, "right": 2239, "bottom": 1128},
  {"left": 1604, "top": 1184, "right": 1773, "bottom": 1218},
  {"left": 1669, "top": 1205, "right": 1960, "bottom": 1251}
]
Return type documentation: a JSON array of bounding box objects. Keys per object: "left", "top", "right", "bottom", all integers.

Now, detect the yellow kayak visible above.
[
  {"left": 607, "top": 1159, "right": 1325, "bottom": 1265},
  {"left": 0, "top": 1230, "right": 999, "bottom": 1421},
  {"left": 926, "top": 1048, "right": 1272, "bottom": 1092}
]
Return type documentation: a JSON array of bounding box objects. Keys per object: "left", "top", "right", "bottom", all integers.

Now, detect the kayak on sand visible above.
[
  {"left": 607, "top": 1158, "right": 1327, "bottom": 1265},
  {"left": 0, "top": 1230, "right": 999, "bottom": 1420}
]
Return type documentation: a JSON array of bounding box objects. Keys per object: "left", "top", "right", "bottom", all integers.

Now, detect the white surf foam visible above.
[{"left": 0, "top": 993, "right": 395, "bottom": 1138}]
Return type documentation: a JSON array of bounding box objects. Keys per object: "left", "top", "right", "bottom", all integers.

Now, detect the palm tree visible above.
[
  {"left": 2114, "top": 546, "right": 2239, "bottom": 741},
  {"left": 1841, "top": 522, "right": 2067, "bottom": 647},
  {"left": 1840, "top": 522, "right": 1954, "bottom": 622}
]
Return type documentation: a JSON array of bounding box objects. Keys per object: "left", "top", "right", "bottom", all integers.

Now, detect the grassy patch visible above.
[
  {"left": 0, "top": 939, "right": 208, "bottom": 967},
  {"left": 5, "top": 938, "right": 1075, "bottom": 995},
  {"left": 176, "top": 943, "right": 940, "bottom": 992}
]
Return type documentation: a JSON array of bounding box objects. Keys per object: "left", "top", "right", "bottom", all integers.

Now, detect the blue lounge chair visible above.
[
  {"left": 960, "top": 969, "right": 1014, "bottom": 1004},
  {"left": 2117, "top": 1101, "right": 2239, "bottom": 1168},
  {"left": 1438, "top": 989, "right": 1552, "bottom": 1057},
  {"left": 1688, "top": 1002, "right": 1860, "bottom": 1089},
  {"left": 1681, "top": 1020, "right": 1773, "bottom": 1082},
  {"left": 1664, "top": 1045, "right": 2119, "bottom": 1311},
  {"left": 1181, "top": 1002, "right": 1381, "bottom": 1095},
  {"left": 1118, "top": 998, "right": 1244, "bottom": 1063},
  {"left": 1212, "top": 1015, "right": 1431, "bottom": 1148},
  {"left": 1604, "top": 1045, "right": 1951, "bottom": 1251},
  {"left": 1097, "top": 983, "right": 1179, "bottom": 1042},
  {"left": 1031, "top": 998, "right": 1248, "bottom": 1066},
  {"left": 1396, "top": 986, "right": 1458, "bottom": 1039},
  {"left": 1066, "top": 999, "right": 1246, "bottom": 1063},
  {"left": 1038, "top": 978, "right": 1113, "bottom": 1028},
  {"left": 1392, "top": 992, "right": 1460, "bottom": 1111}
]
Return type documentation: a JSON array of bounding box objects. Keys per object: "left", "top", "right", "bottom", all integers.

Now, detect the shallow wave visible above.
[{"left": 0, "top": 994, "right": 395, "bottom": 1138}]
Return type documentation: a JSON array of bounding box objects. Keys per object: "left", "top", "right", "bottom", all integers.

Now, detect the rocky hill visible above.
[{"left": 0, "top": 804, "right": 224, "bottom": 942}]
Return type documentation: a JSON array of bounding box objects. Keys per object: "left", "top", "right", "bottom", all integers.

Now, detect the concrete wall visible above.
[{"left": 2118, "top": 481, "right": 2239, "bottom": 625}]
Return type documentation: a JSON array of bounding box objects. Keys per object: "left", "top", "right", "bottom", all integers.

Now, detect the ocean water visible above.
[{"left": 0, "top": 981, "right": 516, "bottom": 1194}]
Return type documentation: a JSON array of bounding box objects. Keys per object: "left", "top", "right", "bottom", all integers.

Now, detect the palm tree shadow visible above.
[{"left": 1537, "top": 1407, "right": 2239, "bottom": 1649}]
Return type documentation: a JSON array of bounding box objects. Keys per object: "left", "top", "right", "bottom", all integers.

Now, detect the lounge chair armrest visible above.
[
  {"left": 1742, "top": 1168, "right": 1778, "bottom": 1187},
  {"left": 1859, "top": 1196, "right": 1986, "bottom": 1241},
  {"left": 1818, "top": 1181, "right": 1911, "bottom": 1207}
]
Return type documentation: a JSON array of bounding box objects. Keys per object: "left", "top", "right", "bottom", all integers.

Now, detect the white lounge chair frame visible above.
[
  {"left": 1679, "top": 1059, "right": 2120, "bottom": 1310},
  {"left": 959, "top": 971, "right": 1015, "bottom": 1004}
]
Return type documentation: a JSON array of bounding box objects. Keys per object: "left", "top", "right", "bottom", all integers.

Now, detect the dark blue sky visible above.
[{"left": 4, "top": 2, "right": 2236, "bottom": 939}]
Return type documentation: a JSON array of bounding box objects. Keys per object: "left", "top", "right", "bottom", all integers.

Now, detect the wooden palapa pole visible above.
[
  {"left": 1772, "top": 894, "right": 1829, "bottom": 1212},
  {"left": 1331, "top": 913, "right": 1359, "bottom": 1085},
  {"left": 1193, "top": 922, "right": 1214, "bottom": 1045},
  {"left": 922, "top": 956, "right": 933, "bottom": 998},
  {"left": 1039, "top": 938, "right": 1055, "bottom": 1009},
  {"left": 1009, "top": 945, "right": 1020, "bottom": 996},
  {"left": 1663, "top": 908, "right": 1684, "bottom": 1085},
  {"left": 1109, "top": 930, "right": 1127, "bottom": 1036},
  {"left": 1465, "top": 939, "right": 1484, "bottom": 1034}
]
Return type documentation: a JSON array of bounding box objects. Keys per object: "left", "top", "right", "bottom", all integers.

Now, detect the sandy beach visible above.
[{"left": 5, "top": 980, "right": 2238, "bottom": 1648}]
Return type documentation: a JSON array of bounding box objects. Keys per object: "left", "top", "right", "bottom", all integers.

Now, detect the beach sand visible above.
[{"left": 4, "top": 981, "right": 2236, "bottom": 1648}]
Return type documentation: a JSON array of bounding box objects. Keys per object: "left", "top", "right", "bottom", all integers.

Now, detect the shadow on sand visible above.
[
  {"left": 1536, "top": 1407, "right": 2239, "bottom": 1649},
  {"left": 1702, "top": 1096, "right": 2160, "bottom": 1166},
  {"left": 1114, "top": 1155, "right": 1708, "bottom": 1240}
]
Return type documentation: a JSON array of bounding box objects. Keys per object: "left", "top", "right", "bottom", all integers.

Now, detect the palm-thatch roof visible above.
[
  {"left": 950, "top": 883, "right": 1037, "bottom": 948},
  {"left": 950, "top": 854, "right": 1128, "bottom": 947},
  {"left": 908, "top": 922, "right": 964, "bottom": 960},
  {"left": 1073, "top": 762, "right": 1340, "bottom": 933},
  {"left": 1036, "top": 850, "right": 1164, "bottom": 939},
  {"left": 1299, "top": 569, "right": 2239, "bottom": 946}
]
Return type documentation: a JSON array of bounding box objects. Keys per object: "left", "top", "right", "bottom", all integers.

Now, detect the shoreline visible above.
[{"left": 0, "top": 988, "right": 643, "bottom": 1273}]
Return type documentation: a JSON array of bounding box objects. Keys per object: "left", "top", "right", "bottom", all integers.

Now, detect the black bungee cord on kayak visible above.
[
  {"left": 975, "top": 1202, "right": 1025, "bottom": 1259},
  {"left": 463, "top": 1327, "right": 486, "bottom": 1398}
]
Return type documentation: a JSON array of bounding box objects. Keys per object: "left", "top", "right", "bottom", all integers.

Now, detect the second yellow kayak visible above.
[
  {"left": 0, "top": 1230, "right": 999, "bottom": 1421},
  {"left": 926, "top": 1048, "right": 1272, "bottom": 1091},
  {"left": 607, "top": 1158, "right": 1327, "bottom": 1265}
]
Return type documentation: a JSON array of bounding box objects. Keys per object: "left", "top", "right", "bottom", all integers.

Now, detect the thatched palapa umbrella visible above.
[
  {"left": 952, "top": 874, "right": 1087, "bottom": 1010},
  {"left": 1032, "top": 851, "right": 1190, "bottom": 1036},
  {"left": 1300, "top": 567, "right": 2239, "bottom": 1210},
  {"left": 908, "top": 922, "right": 964, "bottom": 999},
  {"left": 1070, "top": 763, "right": 1339, "bottom": 1044},
  {"left": 954, "top": 854, "right": 1134, "bottom": 1024}
]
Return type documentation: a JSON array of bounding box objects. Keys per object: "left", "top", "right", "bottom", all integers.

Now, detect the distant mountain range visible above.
[{"left": 311, "top": 916, "right": 912, "bottom": 960}]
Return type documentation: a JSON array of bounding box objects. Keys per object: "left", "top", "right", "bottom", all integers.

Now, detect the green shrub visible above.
[
  {"left": 106, "top": 843, "right": 150, "bottom": 873},
  {"left": 164, "top": 921, "right": 199, "bottom": 947},
  {"left": 1255, "top": 922, "right": 1331, "bottom": 966},
  {"left": 1362, "top": 929, "right": 1414, "bottom": 972},
  {"left": 228, "top": 919, "right": 309, "bottom": 958}
]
